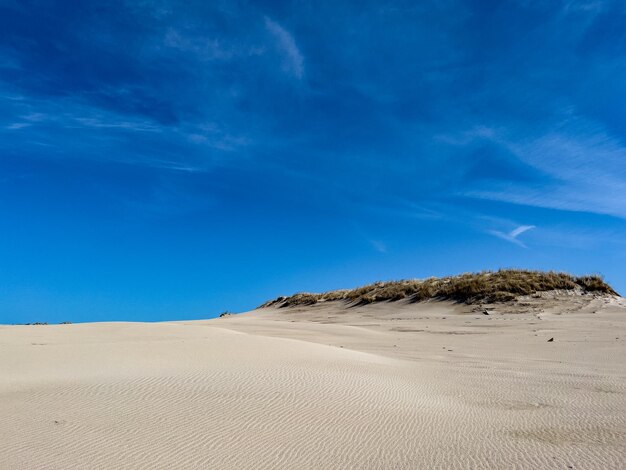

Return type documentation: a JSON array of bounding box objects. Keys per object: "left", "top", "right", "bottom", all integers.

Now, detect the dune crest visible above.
[{"left": 260, "top": 269, "right": 618, "bottom": 308}]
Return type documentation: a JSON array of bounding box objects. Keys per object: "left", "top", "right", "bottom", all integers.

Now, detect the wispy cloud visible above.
[
  {"left": 488, "top": 225, "right": 535, "bottom": 248},
  {"left": 185, "top": 129, "right": 250, "bottom": 151},
  {"left": 164, "top": 28, "right": 232, "bottom": 60},
  {"left": 562, "top": 0, "right": 609, "bottom": 14},
  {"left": 163, "top": 28, "right": 264, "bottom": 62},
  {"left": 454, "top": 117, "right": 626, "bottom": 219},
  {"left": 369, "top": 239, "right": 388, "bottom": 254},
  {"left": 264, "top": 17, "right": 304, "bottom": 79},
  {"left": 6, "top": 122, "right": 30, "bottom": 130},
  {"left": 72, "top": 117, "right": 160, "bottom": 132}
]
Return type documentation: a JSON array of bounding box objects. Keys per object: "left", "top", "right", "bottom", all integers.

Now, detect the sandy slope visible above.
[{"left": 1, "top": 294, "right": 625, "bottom": 469}]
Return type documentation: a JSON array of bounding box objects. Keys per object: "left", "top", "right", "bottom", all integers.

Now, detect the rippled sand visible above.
[{"left": 1, "top": 294, "right": 625, "bottom": 469}]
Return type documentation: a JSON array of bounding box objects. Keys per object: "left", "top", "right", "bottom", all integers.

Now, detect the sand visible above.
[{"left": 1, "top": 293, "right": 625, "bottom": 469}]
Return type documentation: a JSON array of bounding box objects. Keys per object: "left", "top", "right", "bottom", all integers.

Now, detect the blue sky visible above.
[{"left": 1, "top": 0, "right": 625, "bottom": 323}]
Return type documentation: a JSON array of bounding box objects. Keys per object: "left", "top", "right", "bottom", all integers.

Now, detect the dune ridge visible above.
[{"left": 260, "top": 269, "right": 618, "bottom": 308}]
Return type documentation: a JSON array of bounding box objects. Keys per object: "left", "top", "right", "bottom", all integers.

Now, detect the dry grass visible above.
[{"left": 259, "top": 270, "right": 618, "bottom": 308}]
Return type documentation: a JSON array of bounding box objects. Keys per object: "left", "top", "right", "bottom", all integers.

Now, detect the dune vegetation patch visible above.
[{"left": 260, "top": 270, "right": 618, "bottom": 308}]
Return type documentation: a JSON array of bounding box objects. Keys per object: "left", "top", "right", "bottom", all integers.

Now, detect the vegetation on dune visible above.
[{"left": 259, "top": 270, "right": 618, "bottom": 308}]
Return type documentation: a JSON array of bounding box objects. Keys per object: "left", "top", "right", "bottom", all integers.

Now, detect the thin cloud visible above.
[
  {"left": 6, "top": 122, "right": 30, "bottom": 130},
  {"left": 369, "top": 239, "right": 388, "bottom": 254},
  {"left": 459, "top": 117, "right": 626, "bottom": 220},
  {"left": 73, "top": 117, "right": 160, "bottom": 132},
  {"left": 562, "top": 0, "right": 609, "bottom": 14},
  {"left": 488, "top": 225, "right": 535, "bottom": 248},
  {"left": 264, "top": 17, "right": 304, "bottom": 79},
  {"left": 164, "top": 28, "right": 236, "bottom": 61}
]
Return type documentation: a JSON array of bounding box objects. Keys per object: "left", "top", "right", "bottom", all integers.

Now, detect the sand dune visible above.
[{"left": 1, "top": 293, "right": 625, "bottom": 469}]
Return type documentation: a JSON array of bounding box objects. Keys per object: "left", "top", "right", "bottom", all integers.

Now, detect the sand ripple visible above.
[{"left": 1, "top": 302, "right": 625, "bottom": 469}]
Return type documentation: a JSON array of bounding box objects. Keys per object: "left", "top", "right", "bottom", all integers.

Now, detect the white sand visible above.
[{"left": 1, "top": 294, "right": 625, "bottom": 469}]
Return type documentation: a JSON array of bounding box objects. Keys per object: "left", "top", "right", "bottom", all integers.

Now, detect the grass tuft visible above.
[{"left": 259, "top": 270, "right": 618, "bottom": 308}]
